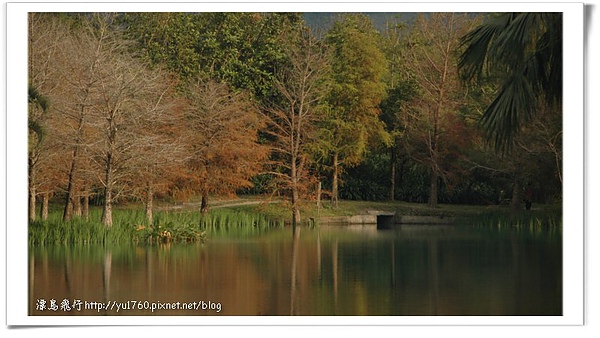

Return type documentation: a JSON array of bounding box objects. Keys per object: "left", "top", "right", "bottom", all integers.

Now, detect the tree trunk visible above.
[
  {"left": 291, "top": 187, "right": 301, "bottom": 229},
  {"left": 145, "top": 183, "right": 154, "bottom": 225},
  {"left": 29, "top": 155, "right": 37, "bottom": 221},
  {"left": 511, "top": 180, "right": 521, "bottom": 211},
  {"left": 63, "top": 148, "right": 78, "bottom": 221},
  {"left": 290, "top": 156, "right": 301, "bottom": 230},
  {"left": 73, "top": 194, "right": 82, "bottom": 217},
  {"left": 428, "top": 168, "right": 438, "bottom": 208},
  {"left": 398, "top": 156, "right": 406, "bottom": 199},
  {"left": 101, "top": 188, "right": 113, "bottom": 228},
  {"left": 82, "top": 190, "right": 89, "bottom": 221},
  {"left": 390, "top": 147, "right": 396, "bottom": 201},
  {"left": 101, "top": 153, "right": 113, "bottom": 227},
  {"left": 316, "top": 181, "right": 322, "bottom": 210},
  {"left": 332, "top": 152, "right": 339, "bottom": 208},
  {"left": 200, "top": 191, "right": 209, "bottom": 214},
  {"left": 29, "top": 185, "right": 37, "bottom": 222},
  {"left": 41, "top": 192, "right": 49, "bottom": 221},
  {"left": 428, "top": 131, "right": 439, "bottom": 208}
]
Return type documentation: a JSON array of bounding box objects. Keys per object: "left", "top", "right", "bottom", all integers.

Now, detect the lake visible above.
[{"left": 29, "top": 224, "right": 562, "bottom": 316}]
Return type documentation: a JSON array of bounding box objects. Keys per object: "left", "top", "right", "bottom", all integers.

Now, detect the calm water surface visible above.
[{"left": 29, "top": 225, "right": 562, "bottom": 316}]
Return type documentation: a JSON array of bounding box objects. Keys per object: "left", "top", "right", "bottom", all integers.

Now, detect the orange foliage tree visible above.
[{"left": 182, "top": 80, "right": 269, "bottom": 214}]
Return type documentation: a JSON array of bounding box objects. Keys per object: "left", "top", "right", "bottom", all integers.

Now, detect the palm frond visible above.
[
  {"left": 480, "top": 74, "right": 536, "bottom": 153},
  {"left": 28, "top": 85, "right": 50, "bottom": 112},
  {"left": 28, "top": 85, "right": 50, "bottom": 145},
  {"left": 458, "top": 13, "right": 512, "bottom": 83},
  {"left": 28, "top": 120, "right": 45, "bottom": 146},
  {"left": 459, "top": 12, "right": 562, "bottom": 153}
]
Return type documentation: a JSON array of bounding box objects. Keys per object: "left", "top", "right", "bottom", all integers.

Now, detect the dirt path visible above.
[
  {"left": 211, "top": 199, "right": 281, "bottom": 209},
  {"left": 158, "top": 198, "right": 281, "bottom": 211}
]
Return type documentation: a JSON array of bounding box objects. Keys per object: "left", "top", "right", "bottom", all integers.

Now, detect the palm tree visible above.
[
  {"left": 458, "top": 13, "right": 562, "bottom": 153},
  {"left": 28, "top": 85, "right": 50, "bottom": 221}
]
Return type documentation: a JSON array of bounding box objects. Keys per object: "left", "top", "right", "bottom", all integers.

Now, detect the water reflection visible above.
[
  {"left": 290, "top": 227, "right": 300, "bottom": 315},
  {"left": 29, "top": 225, "right": 561, "bottom": 316}
]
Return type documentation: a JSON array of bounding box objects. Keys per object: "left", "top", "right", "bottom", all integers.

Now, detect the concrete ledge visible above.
[
  {"left": 396, "top": 215, "right": 455, "bottom": 225},
  {"left": 317, "top": 215, "right": 376, "bottom": 224},
  {"left": 317, "top": 213, "right": 455, "bottom": 225}
]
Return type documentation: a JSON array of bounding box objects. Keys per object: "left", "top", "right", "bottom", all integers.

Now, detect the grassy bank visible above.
[
  {"left": 29, "top": 198, "right": 561, "bottom": 245},
  {"left": 237, "top": 198, "right": 516, "bottom": 218},
  {"left": 28, "top": 206, "right": 284, "bottom": 245},
  {"left": 231, "top": 198, "right": 561, "bottom": 229}
]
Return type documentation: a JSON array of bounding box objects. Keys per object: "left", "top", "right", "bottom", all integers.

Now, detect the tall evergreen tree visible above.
[{"left": 320, "top": 14, "right": 390, "bottom": 207}]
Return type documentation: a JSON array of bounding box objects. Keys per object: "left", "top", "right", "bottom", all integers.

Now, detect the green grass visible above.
[
  {"left": 29, "top": 216, "right": 135, "bottom": 246},
  {"left": 457, "top": 207, "right": 562, "bottom": 231},
  {"left": 232, "top": 198, "right": 559, "bottom": 219},
  {"left": 28, "top": 205, "right": 287, "bottom": 245},
  {"left": 231, "top": 198, "right": 562, "bottom": 231},
  {"left": 29, "top": 198, "right": 562, "bottom": 245}
]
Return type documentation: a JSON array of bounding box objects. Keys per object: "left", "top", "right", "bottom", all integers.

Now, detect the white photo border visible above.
[{"left": 5, "top": 1, "right": 585, "bottom": 326}]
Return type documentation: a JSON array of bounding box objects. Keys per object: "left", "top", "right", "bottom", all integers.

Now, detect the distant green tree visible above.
[
  {"left": 379, "top": 81, "right": 417, "bottom": 201},
  {"left": 458, "top": 13, "right": 562, "bottom": 153},
  {"left": 380, "top": 20, "right": 419, "bottom": 201},
  {"left": 121, "top": 13, "right": 203, "bottom": 79},
  {"left": 320, "top": 14, "right": 390, "bottom": 207},
  {"left": 122, "top": 12, "right": 302, "bottom": 101}
]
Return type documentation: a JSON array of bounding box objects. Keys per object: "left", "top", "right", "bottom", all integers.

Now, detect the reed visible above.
[
  {"left": 28, "top": 217, "right": 135, "bottom": 245},
  {"left": 459, "top": 207, "right": 562, "bottom": 232},
  {"left": 28, "top": 207, "right": 283, "bottom": 245},
  {"left": 198, "top": 208, "right": 284, "bottom": 237}
]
